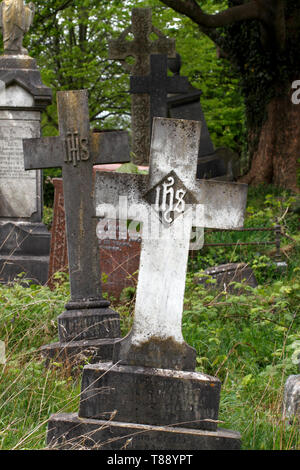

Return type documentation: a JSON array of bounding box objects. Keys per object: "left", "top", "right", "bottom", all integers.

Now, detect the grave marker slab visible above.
[
  {"left": 0, "top": 3, "right": 52, "bottom": 285},
  {"left": 23, "top": 90, "right": 129, "bottom": 364},
  {"left": 47, "top": 118, "right": 247, "bottom": 450},
  {"left": 108, "top": 8, "right": 176, "bottom": 165}
]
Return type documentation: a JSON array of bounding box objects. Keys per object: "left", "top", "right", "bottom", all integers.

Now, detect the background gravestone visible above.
[
  {"left": 0, "top": 1, "right": 52, "bottom": 285},
  {"left": 167, "top": 53, "right": 238, "bottom": 181},
  {"left": 108, "top": 7, "right": 176, "bottom": 165},
  {"left": 195, "top": 262, "right": 258, "bottom": 294},
  {"left": 23, "top": 90, "right": 129, "bottom": 365}
]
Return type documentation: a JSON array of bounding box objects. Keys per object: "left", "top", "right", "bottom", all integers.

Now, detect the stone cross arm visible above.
[
  {"left": 108, "top": 8, "right": 176, "bottom": 75},
  {"left": 23, "top": 130, "right": 130, "bottom": 171},
  {"left": 130, "top": 54, "right": 190, "bottom": 95},
  {"left": 95, "top": 172, "right": 247, "bottom": 231}
]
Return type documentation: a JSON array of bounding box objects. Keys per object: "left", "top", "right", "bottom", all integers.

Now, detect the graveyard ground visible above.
[{"left": 0, "top": 184, "right": 299, "bottom": 450}]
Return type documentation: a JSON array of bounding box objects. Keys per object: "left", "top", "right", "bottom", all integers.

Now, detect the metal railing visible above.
[{"left": 200, "top": 224, "right": 291, "bottom": 262}]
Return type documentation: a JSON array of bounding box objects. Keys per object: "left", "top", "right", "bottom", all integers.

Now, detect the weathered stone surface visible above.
[
  {"left": 46, "top": 117, "right": 246, "bottom": 450},
  {"left": 0, "top": 55, "right": 52, "bottom": 110},
  {"left": 47, "top": 413, "right": 241, "bottom": 450},
  {"left": 166, "top": 54, "right": 242, "bottom": 182},
  {"left": 79, "top": 362, "right": 221, "bottom": 431},
  {"left": 40, "top": 338, "right": 120, "bottom": 367},
  {"left": 196, "top": 152, "right": 228, "bottom": 180},
  {"left": 57, "top": 308, "right": 121, "bottom": 343},
  {"left": 195, "top": 262, "right": 258, "bottom": 294},
  {"left": 283, "top": 375, "right": 300, "bottom": 424},
  {"left": 196, "top": 147, "right": 241, "bottom": 181},
  {"left": 23, "top": 91, "right": 131, "bottom": 363},
  {"left": 130, "top": 54, "right": 189, "bottom": 136},
  {"left": 0, "top": 221, "right": 50, "bottom": 284},
  {"left": 0, "top": 110, "right": 41, "bottom": 218},
  {"left": 167, "top": 53, "right": 215, "bottom": 162},
  {"left": 23, "top": 91, "right": 129, "bottom": 307},
  {"left": 95, "top": 118, "right": 247, "bottom": 371}
]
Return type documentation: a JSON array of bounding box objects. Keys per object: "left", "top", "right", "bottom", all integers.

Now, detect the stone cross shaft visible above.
[
  {"left": 130, "top": 54, "right": 190, "bottom": 135},
  {"left": 108, "top": 8, "right": 176, "bottom": 165},
  {"left": 95, "top": 118, "right": 248, "bottom": 371},
  {"left": 23, "top": 90, "right": 129, "bottom": 308}
]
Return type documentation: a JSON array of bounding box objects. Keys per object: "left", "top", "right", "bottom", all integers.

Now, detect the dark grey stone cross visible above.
[
  {"left": 130, "top": 54, "right": 190, "bottom": 135},
  {"left": 23, "top": 90, "right": 129, "bottom": 342},
  {"left": 108, "top": 8, "right": 176, "bottom": 165}
]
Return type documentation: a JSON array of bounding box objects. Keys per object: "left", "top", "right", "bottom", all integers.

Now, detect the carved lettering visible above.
[
  {"left": 65, "top": 132, "right": 90, "bottom": 166},
  {"left": 151, "top": 173, "right": 187, "bottom": 224}
]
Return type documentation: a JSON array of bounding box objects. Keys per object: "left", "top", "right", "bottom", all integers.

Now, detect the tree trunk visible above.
[{"left": 239, "top": 90, "right": 300, "bottom": 193}]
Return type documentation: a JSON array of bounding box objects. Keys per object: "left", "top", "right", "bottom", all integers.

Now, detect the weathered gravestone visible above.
[
  {"left": 23, "top": 90, "right": 129, "bottom": 365},
  {"left": 0, "top": 0, "right": 52, "bottom": 285},
  {"left": 195, "top": 262, "right": 258, "bottom": 295},
  {"left": 108, "top": 7, "right": 176, "bottom": 165},
  {"left": 47, "top": 117, "right": 248, "bottom": 450},
  {"left": 283, "top": 375, "right": 300, "bottom": 424},
  {"left": 167, "top": 53, "right": 238, "bottom": 181}
]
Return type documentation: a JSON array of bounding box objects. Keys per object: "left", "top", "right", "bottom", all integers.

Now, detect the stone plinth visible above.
[
  {"left": 57, "top": 307, "right": 120, "bottom": 343},
  {"left": 40, "top": 338, "right": 120, "bottom": 368},
  {"left": 79, "top": 362, "right": 221, "bottom": 432},
  {"left": 0, "top": 221, "right": 50, "bottom": 284},
  {"left": 48, "top": 165, "right": 145, "bottom": 299},
  {"left": 47, "top": 413, "right": 241, "bottom": 450},
  {"left": 0, "top": 55, "right": 52, "bottom": 285}
]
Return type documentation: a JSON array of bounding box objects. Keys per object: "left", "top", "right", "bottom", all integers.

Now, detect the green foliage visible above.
[
  {"left": 190, "top": 184, "right": 299, "bottom": 277},
  {"left": 0, "top": 276, "right": 82, "bottom": 450},
  {"left": 143, "top": 0, "right": 246, "bottom": 153},
  {"left": 0, "top": 185, "right": 300, "bottom": 449},
  {"left": 14, "top": 1, "right": 246, "bottom": 152},
  {"left": 182, "top": 271, "right": 300, "bottom": 449}
]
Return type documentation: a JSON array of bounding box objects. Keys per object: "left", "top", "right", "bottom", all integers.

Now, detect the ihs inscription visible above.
[
  {"left": 65, "top": 131, "right": 89, "bottom": 166},
  {"left": 143, "top": 170, "right": 197, "bottom": 226}
]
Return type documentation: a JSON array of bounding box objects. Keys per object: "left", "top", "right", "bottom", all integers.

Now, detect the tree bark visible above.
[{"left": 239, "top": 88, "right": 300, "bottom": 193}]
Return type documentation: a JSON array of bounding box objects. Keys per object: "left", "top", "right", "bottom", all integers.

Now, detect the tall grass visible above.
[{"left": 0, "top": 184, "right": 299, "bottom": 449}]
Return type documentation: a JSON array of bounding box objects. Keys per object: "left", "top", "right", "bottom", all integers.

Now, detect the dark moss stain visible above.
[{"left": 124, "top": 336, "right": 196, "bottom": 372}]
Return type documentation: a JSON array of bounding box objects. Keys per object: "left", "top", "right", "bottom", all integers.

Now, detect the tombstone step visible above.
[
  {"left": 78, "top": 362, "right": 221, "bottom": 432},
  {"left": 57, "top": 308, "right": 121, "bottom": 343},
  {"left": 40, "top": 338, "right": 120, "bottom": 367},
  {"left": 47, "top": 412, "right": 241, "bottom": 450}
]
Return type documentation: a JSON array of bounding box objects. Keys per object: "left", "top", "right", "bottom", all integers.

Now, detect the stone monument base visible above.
[
  {"left": 47, "top": 413, "right": 241, "bottom": 450},
  {"left": 46, "top": 361, "right": 241, "bottom": 450},
  {"left": 57, "top": 306, "right": 121, "bottom": 342},
  {"left": 40, "top": 338, "right": 120, "bottom": 368},
  {"left": 0, "top": 221, "right": 50, "bottom": 285},
  {"left": 41, "top": 308, "right": 121, "bottom": 367}
]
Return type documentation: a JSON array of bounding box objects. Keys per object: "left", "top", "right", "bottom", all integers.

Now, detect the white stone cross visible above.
[{"left": 95, "top": 118, "right": 247, "bottom": 371}]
